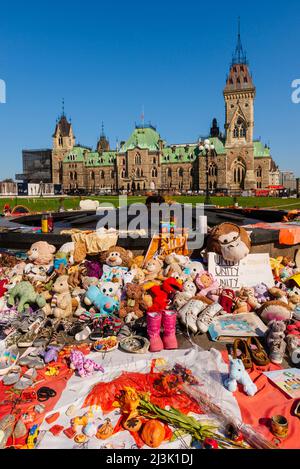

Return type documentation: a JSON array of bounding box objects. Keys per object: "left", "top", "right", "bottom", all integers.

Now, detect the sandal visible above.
[
  {"left": 17, "top": 330, "right": 40, "bottom": 348},
  {"left": 246, "top": 337, "right": 270, "bottom": 366},
  {"left": 232, "top": 339, "right": 252, "bottom": 369}
]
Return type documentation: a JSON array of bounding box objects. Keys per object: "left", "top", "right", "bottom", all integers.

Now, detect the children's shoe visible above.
[
  {"left": 286, "top": 335, "right": 300, "bottom": 365},
  {"left": 178, "top": 299, "right": 208, "bottom": 334},
  {"left": 268, "top": 337, "right": 286, "bottom": 365},
  {"left": 146, "top": 312, "right": 163, "bottom": 352},
  {"left": 196, "top": 303, "right": 223, "bottom": 334},
  {"left": 162, "top": 310, "right": 178, "bottom": 350},
  {"left": 267, "top": 320, "right": 286, "bottom": 345}
]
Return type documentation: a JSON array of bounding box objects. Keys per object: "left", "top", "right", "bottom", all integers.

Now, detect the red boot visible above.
[
  {"left": 147, "top": 312, "right": 163, "bottom": 352},
  {"left": 162, "top": 310, "right": 178, "bottom": 350}
]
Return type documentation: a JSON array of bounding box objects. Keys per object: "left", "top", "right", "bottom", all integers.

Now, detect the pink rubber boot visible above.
[
  {"left": 147, "top": 312, "right": 163, "bottom": 352},
  {"left": 162, "top": 310, "right": 178, "bottom": 350}
]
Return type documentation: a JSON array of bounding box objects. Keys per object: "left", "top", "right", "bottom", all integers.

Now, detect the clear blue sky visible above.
[{"left": 0, "top": 0, "right": 300, "bottom": 179}]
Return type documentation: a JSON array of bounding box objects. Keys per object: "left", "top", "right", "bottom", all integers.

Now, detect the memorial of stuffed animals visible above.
[{"left": 0, "top": 205, "right": 300, "bottom": 451}]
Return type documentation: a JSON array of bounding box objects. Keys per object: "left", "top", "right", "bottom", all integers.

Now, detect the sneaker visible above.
[
  {"left": 286, "top": 335, "right": 300, "bottom": 365},
  {"left": 178, "top": 299, "right": 208, "bottom": 334},
  {"left": 267, "top": 320, "right": 286, "bottom": 345},
  {"left": 196, "top": 303, "right": 223, "bottom": 334},
  {"left": 268, "top": 337, "right": 286, "bottom": 364}
]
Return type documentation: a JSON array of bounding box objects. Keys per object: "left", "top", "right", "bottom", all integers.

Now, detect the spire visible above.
[
  {"left": 232, "top": 17, "right": 247, "bottom": 65},
  {"left": 61, "top": 98, "right": 65, "bottom": 117},
  {"left": 101, "top": 121, "right": 105, "bottom": 137}
]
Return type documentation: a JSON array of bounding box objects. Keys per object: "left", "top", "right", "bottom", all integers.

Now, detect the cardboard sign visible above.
[{"left": 208, "top": 252, "right": 275, "bottom": 290}]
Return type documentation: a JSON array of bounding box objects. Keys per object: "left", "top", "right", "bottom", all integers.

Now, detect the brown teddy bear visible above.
[
  {"left": 27, "top": 241, "right": 56, "bottom": 266},
  {"left": 119, "top": 283, "right": 149, "bottom": 322},
  {"left": 99, "top": 247, "right": 133, "bottom": 268},
  {"left": 43, "top": 275, "right": 73, "bottom": 318},
  {"left": 207, "top": 223, "right": 251, "bottom": 263},
  {"left": 143, "top": 258, "right": 164, "bottom": 282}
]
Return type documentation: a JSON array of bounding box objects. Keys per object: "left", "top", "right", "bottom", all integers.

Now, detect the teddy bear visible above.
[
  {"left": 99, "top": 247, "right": 133, "bottom": 268},
  {"left": 164, "top": 253, "right": 190, "bottom": 277},
  {"left": 173, "top": 280, "right": 197, "bottom": 310},
  {"left": 287, "top": 291, "right": 300, "bottom": 310},
  {"left": 43, "top": 275, "right": 73, "bottom": 318},
  {"left": 254, "top": 283, "right": 270, "bottom": 304},
  {"left": 183, "top": 261, "right": 204, "bottom": 280},
  {"left": 241, "top": 287, "right": 260, "bottom": 310},
  {"left": 84, "top": 285, "right": 119, "bottom": 315},
  {"left": 207, "top": 223, "right": 251, "bottom": 263},
  {"left": 268, "top": 287, "right": 288, "bottom": 304},
  {"left": 7, "top": 281, "right": 46, "bottom": 313},
  {"left": 99, "top": 280, "right": 121, "bottom": 301},
  {"left": 119, "top": 283, "right": 149, "bottom": 322},
  {"left": 27, "top": 241, "right": 56, "bottom": 266},
  {"left": 143, "top": 258, "right": 164, "bottom": 283},
  {"left": 23, "top": 264, "right": 49, "bottom": 284}
]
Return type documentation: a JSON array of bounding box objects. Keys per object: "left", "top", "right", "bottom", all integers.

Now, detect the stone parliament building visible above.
[{"left": 50, "top": 31, "right": 279, "bottom": 195}]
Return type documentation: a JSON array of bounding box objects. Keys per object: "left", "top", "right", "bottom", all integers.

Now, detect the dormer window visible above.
[{"left": 244, "top": 76, "right": 248, "bottom": 83}]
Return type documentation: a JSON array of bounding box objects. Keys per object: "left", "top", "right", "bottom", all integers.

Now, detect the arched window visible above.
[
  {"left": 233, "top": 117, "right": 247, "bottom": 139},
  {"left": 141, "top": 169, "right": 144, "bottom": 177},
  {"left": 166, "top": 168, "right": 172, "bottom": 178},
  {"left": 99, "top": 170, "right": 104, "bottom": 179},
  {"left": 111, "top": 170, "right": 115, "bottom": 178},
  {"left": 90, "top": 171, "right": 95, "bottom": 180},
  {"left": 121, "top": 169, "right": 126, "bottom": 178},
  {"left": 178, "top": 167, "right": 184, "bottom": 178},
  {"left": 153, "top": 157, "right": 156, "bottom": 164},
  {"left": 136, "top": 168, "right": 141, "bottom": 178},
  {"left": 69, "top": 172, "right": 73, "bottom": 180},
  {"left": 74, "top": 172, "right": 77, "bottom": 180},
  {"left": 232, "top": 160, "right": 246, "bottom": 186},
  {"left": 256, "top": 166, "right": 262, "bottom": 178},
  {"left": 151, "top": 167, "right": 158, "bottom": 178},
  {"left": 135, "top": 153, "right": 141, "bottom": 165}
]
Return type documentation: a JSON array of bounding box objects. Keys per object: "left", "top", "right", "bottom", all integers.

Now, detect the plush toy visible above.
[
  {"left": 69, "top": 350, "right": 104, "bottom": 377},
  {"left": 84, "top": 285, "right": 119, "bottom": 315},
  {"left": 207, "top": 223, "right": 251, "bottom": 263},
  {"left": 101, "top": 265, "right": 128, "bottom": 283},
  {"left": 53, "top": 253, "right": 68, "bottom": 273},
  {"left": 254, "top": 283, "right": 270, "bottom": 304},
  {"left": 224, "top": 356, "right": 257, "bottom": 396},
  {"left": 24, "top": 264, "right": 49, "bottom": 283},
  {"left": 268, "top": 287, "right": 288, "bottom": 304},
  {"left": 27, "top": 241, "right": 56, "bottom": 266},
  {"left": 84, "top": 260, "right": 103, "bottom": 279},
  {"left": 0, "top": 279, "right": 8, "bottom": 298},
  {"left": 148, "top": 278, "right": 182, "bottom": 312},
  {"left": 259, "top": 300, "right": 293, "bottom": 323},
  {"left": 270, "top": 257, "right": 284, "bottom": 280},
  {"left": 143, "top": 258, "right": 164, "bottom": 282},
  {"left": 7, "top": 281, "right": 46, "bottom": 313},
  {"left": 57, "top": 242, "right": 75, "bottom": 265},
  {"left": 219, "top": 289, "right": 235, "bottom": 314},
  {"left": 81, "top": 276, "right": 99, "bottom": 290},
  {"left": 99, "top": 281, "right": 121, "bottom": 301},
  {"left": 195, "top": 272, "right": 219, "bottom": 299},
  {"left": 126, "top": 265, "right": 146, "bottom": 285},
  {"left": 44, "top": 275, "right": 73, "bottom": 318},
  {"left": 164, "top": 253, "right": 190, "bottom": 277},
  {"left": 235, "top": 287, "right": 260, "bottom": 311},
  {"left": 173, "top": 280, "right": 197, "bottom": 310},
  {"left": 232, "top": 297, "right": 250, "bottom": 314},
  {"left": 99, "top": 247, "right": 133, "bottom": 268},
  {"left": 119, "top": 283, "right": 149, "bottom": 322},
  {"left": 183, "top": 261, "right": 204, "bottom": 280},
  {"left": 287, "top": 292, "right": 300, "bottom": 310}
]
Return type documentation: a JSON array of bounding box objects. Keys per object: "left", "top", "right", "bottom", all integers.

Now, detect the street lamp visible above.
[{"left": 199, "top": 139, "right": 215, "bottom": 205}]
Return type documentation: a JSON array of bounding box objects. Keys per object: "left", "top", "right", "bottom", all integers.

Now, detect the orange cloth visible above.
[{"left": 222, "top": 351, "right": 300, "bottom": 449}]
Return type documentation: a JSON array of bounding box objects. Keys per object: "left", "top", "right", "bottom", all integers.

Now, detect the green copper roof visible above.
[
  {"left": 120, "top": 126, "right": 161, "bottom": 152},
  {"left": 161, "top": 145, "right": 199, "bottom": 164},
  {"left": 63, "top": 146, "right": 90, "bottom": 163},
  {"left": 253, "top": 141, "right": 271, "bottom": 158},
  {"left": 85, "top": 151, "right": 116, "bottom": 167},
  {"left": 198, "top": 137, "right": 226, "bottom": 156}
]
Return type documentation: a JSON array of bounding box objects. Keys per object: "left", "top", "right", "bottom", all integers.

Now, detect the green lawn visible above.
[{"left": 0, "top": 195, "right": 299, "bottom": 213}]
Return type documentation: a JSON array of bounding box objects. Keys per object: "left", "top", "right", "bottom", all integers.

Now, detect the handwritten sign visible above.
[{"left": 208, "top": 252, "right": 274, "bottom": 290}]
